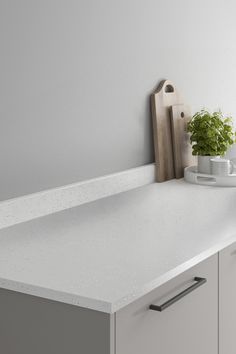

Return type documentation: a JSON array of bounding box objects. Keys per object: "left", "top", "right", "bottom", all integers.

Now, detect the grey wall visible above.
[{"left": 1, "top": 0, "right": 236, "bottom": 200}]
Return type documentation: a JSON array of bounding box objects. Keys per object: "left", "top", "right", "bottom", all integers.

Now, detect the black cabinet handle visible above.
[{"left": 149, "top": 277, "right": 207, "bottom": 312}]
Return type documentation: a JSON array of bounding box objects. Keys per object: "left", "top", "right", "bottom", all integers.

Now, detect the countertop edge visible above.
[
  {"left": 1, "top": 233, "right": 236, "bottom": 314},
  {"left": 0, "top": 277, "right": 112, "bottom": 313},
  {"left": 111, "top": 233, "right": 236, "bottom": 312}
]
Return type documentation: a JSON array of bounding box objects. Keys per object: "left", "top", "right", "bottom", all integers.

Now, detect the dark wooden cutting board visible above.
[{"left": 170, "top": 104, "right": 196, "bottom": 179}]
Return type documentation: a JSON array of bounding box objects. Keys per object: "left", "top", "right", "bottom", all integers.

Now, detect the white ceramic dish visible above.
[{"left": 185, "top": 165, "right": 236, "bottom": 187}]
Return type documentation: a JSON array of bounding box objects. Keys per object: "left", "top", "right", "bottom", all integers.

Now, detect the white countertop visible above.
[{"left": 0, "top": 179, "right": 236, "bottom": 313}]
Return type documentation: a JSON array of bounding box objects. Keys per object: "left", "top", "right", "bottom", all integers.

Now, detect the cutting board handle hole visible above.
[
  {"left": 181, "top": 112, "right": 185, "bottom": 118},
  {"left": 165, "top": 84, "right": 174, "bottom": 93}
]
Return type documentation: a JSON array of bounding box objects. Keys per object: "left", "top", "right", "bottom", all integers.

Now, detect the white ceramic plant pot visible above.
[{"left": 198, "top": 156, "right": 220, "bottom": 174}]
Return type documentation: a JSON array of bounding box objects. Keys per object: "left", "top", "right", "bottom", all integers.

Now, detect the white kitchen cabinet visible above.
[
  {"left": 219, "top": 241, "right": 236, "bottom": 354},
  {"left": 4, "top": 249, "right": 236, "bottom": 354},
  {"left": 116, "top": 255, "right": 218, "bottom": 354}
]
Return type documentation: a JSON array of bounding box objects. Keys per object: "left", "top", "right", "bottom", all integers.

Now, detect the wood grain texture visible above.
[
  {"left": 170, "top": 104, "right": 196, "bottom": 178},
  {"left": 151, "top": 80, "right": 184, "bottom": 182}
]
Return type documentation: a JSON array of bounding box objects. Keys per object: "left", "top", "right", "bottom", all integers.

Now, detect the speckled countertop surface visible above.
[{"left": 0, "top": 180, "right": 236, "bottom": 313}]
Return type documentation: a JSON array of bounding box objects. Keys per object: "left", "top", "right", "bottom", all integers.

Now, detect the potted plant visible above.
[{"left": 187, "top": 109, "right": 236, "bottom": 174}]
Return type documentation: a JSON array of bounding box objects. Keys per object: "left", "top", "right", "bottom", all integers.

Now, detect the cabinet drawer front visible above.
[
  {"left": 116, "top": 255, "right": 218, "bottom": 354},
  {"left": 219, "top": 241, "right": 236, "bottom": 354}
]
